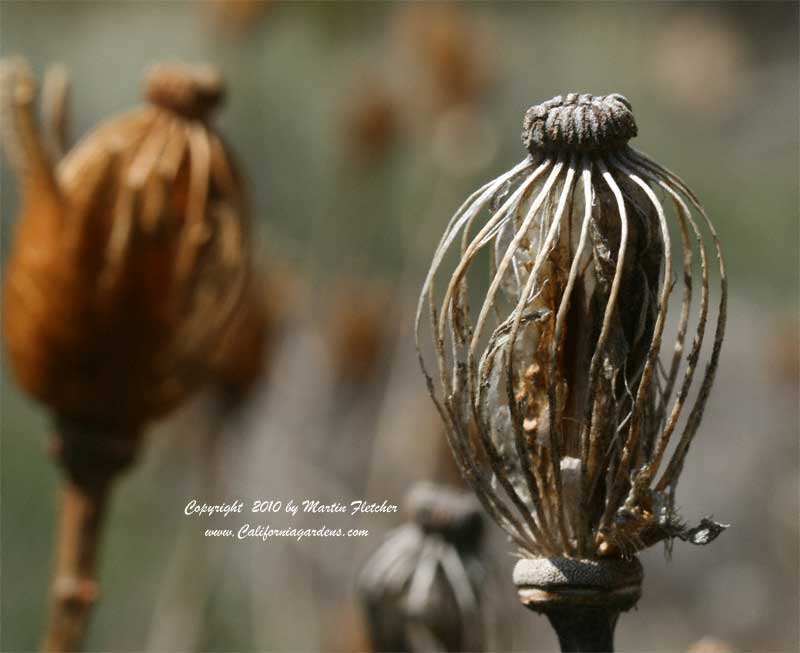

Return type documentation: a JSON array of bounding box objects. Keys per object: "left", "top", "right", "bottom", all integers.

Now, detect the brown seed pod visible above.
[
  {"left": 416, "top": 92, "right": 728, "bottom": 650},
  {"left": 208, "top": 269, "right": 284, "bottom": 408},
  {"left": 417, "top": 92, "right": 727, "bottom": 561},
  {"left": 1, "top": 59, "right": 250, "bottom": 652},
  {"left": 1, "top": 59, "right": 248, "bottom": 446}
]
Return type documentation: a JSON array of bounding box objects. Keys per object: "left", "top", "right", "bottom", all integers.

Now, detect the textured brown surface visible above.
[{"left": 522, "top": 93, "right": 637, "bottom": 153}]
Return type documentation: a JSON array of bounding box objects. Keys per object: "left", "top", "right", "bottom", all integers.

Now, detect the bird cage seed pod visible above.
[
  {"left": 415, "top": 93, "right": 727, "bottom": 650},
  {"left": 358, "top": 482, "right": 500, "bottom": 652},
  {"left": 1, "top": 59, "right": 249, "bottom": 651}
]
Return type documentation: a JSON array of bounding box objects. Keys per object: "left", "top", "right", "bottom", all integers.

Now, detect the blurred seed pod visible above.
[
  {"left": 328, "top": 280, "right": 394, "bottom": 386},
  {"left": 342, "top": 77, "right": 401, "bottom": 166},
  {"left": 1, "top": 59, "right": 248, "bottom": 461},
  {"left": 394, "top": 3, "right": 492, "bottom": 114},
  {"left": 1, "top": 58, "right": 250, "bottom": 652},
  {"left": 358, "top": 482, "right": 495, "bottom": 652},
  {"left": 206, "top": 0, "right": 276, "bottom": 37},
  {"left": 208, "top": 269, "right": 287, "bottom": 409}
]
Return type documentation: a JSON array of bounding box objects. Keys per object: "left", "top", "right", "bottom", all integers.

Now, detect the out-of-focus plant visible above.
[
  {"left": 359, "top": 482, "right": 502, "bottom": 652},
  {"left": 310, "top": 279, "right": 398, "bottom": 499},
  {"left": 328, "top": 280, "right": 395, "bottom": 388},
  {"left": 206, "top": 0, "right": 276, "bottom": 37},
  {"left": 651, "top": 9, "right": 751, "bottom": 118},
  {"left": 1, "top": 59, "right": 249, "bottom": 651},
  {"left": 687, "top": 635, "right": 735, "bottom": 653},
  {"left": 394, "top": 2, "right": 497, "bottom": 159},
  {"left": 416, "top": 93, "right": 727, "bottom": 651},
  {"left": 342, "top": 78, "right": 400, "bottom": 168},
  {"left": 393, "top": 3, "right": 491, "bottom": 115}
]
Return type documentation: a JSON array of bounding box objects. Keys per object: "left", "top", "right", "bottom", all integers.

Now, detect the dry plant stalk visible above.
[
  {"left": 416, "top": 93, "right": 727, "bottom": 651},
  {"left": 358, "top": 482, "right": 489, "bottom": 652},
  {"left": 1, "top": 59, "right": 248, "bottom": 651}
]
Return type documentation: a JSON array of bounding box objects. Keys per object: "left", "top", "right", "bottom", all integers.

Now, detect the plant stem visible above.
[
  {"left": 40, "top": 417, "right": 139, "bottom": 652},
  {"left": 41, "top": 479, "right": 111, "bottom": 652},
  {"left": 545, "top": 607, "right": 620, "bottom": 652}
]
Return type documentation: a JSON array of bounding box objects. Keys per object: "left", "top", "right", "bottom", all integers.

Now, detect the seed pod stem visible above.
[
  {"left": 544, "top": 608, "right": 619, "bottom": 653},
  {"left": 41, "top": 418, "right": 140, "bottom": 652},
  {"left": 42, "top": 478, "right": 110, "bottom": 652}
]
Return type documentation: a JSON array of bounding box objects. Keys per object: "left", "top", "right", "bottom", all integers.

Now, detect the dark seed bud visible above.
[
  {"left": 406, "top": 482, "right": 483, "bottom": 549},
  {"left": 144, "top": 62, "right": 225, "bottom": 120},
  {"left": 522, "top": 93, "right": 637, "bottom": 153}
]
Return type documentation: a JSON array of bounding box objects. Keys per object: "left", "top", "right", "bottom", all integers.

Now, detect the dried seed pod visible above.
[
  {"left": 358, "top": 482, "right": 492, "bottom": 652},
  {"left": 2, "top": 59, "right": 248, "bottom": 452},
  {"left": 416, "top": 93, "right": 727, "bottom": 649},
  {"left": 0, "top": 59, "right": 249, "bottom": 651}
]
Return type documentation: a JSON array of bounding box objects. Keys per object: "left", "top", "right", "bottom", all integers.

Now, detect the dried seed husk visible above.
[{"left": 2, "top": 61, "right": 249, "bottom": 440}]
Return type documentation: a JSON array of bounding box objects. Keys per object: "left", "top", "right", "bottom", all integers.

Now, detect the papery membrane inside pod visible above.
[{"left": 476, "top": 157, "right": 664, "bottom": 545}]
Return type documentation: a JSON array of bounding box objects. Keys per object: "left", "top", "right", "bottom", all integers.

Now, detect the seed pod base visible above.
[
  {"left": 513, "top": 557, "right": 643, "bottom": 652},
  {"left": 513, "top": 556, "right": 643, "bottom": 611}
]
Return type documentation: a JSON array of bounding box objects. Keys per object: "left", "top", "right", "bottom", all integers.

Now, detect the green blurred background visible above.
[{"left": 1, "top": 1, "right": 798, "bottom": 651}]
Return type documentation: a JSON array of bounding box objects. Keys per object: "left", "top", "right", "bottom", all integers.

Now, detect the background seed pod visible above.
[
  {"left": 1, "top": 60, "right": 249, "bottom": 436},
  {"left": 358, "top": 482, "right": 496, "bottom": 652}
]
